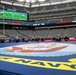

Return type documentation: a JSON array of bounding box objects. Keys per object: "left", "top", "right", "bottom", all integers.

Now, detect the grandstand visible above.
[
  {"left": 0, "top": 0, "right": 76, "bottom": 75},
  {"left": 0, "top": 1, "right": 76, "bottom": 40}
]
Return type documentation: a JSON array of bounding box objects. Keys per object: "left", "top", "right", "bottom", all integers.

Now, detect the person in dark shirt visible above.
[
  {"left": 24, "top": 38, "right": 28, "bottom": 42},
  {"left": 41, "top": 37, "right": 44, "bottom": 42},
  {"left": 31, "top": 37, "right": 34, "bottom": 42},
  {"left": 36, "top": 36, "right": 40, "bottom": 42},
  {"left": 0, "top": 38, "right": 5, "bottom": 43},
  {"left": 15, "top": 37, "right": 20, "bottom": 42},
  {"left": 22, "top": 38, "right": 25, "bottom": 42},
  {"left": 56, "top": 35, "right": 62, "bottom": 42},
  {"left": 64, "top": 35, "right": 69, "bottom": 41},
  {"left": 52, "top": 36, "right": 56, "bottom": 42}
]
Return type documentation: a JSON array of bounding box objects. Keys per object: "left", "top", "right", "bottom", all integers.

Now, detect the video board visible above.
[{"left": 0, "top": 9, "right": 28, "bottom": 21}]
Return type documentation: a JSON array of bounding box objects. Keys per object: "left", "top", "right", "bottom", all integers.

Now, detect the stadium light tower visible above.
[{"left": 0, "top": 4, "right": 5, "bottom": 37}]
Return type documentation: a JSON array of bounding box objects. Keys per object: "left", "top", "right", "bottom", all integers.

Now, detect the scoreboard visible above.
[{"left": 0, "top": 9, "right": 28, "bottom": 21}]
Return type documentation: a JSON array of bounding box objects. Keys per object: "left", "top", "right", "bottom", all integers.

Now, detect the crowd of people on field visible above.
[
  {"left": 52, "top": 35, "right": 69, "bottom": 42},
  {"left": 0, "top": 35, "right": 70, "bottom": 43}
]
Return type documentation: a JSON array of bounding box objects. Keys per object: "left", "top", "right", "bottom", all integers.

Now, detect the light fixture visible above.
[
  {"left": 18, "top": 0, "right": 25, "bottom": 2},
  {"left": 18, "top": 0, "right": 45, "bottom": 3},
  {"left": 39, "top": 0, "right": 45, "bottom": 1},
  {"left": 26, "top": 0, "right": 35, "bottom": 3},
  {"left": 31, "top": 0, "right": 35, "bottom": 3},
  {"left": 25, "top": 0, "right": 30, "bottom": 3}
]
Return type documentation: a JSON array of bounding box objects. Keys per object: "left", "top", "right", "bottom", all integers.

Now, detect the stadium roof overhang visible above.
[{"left": 0, "top": 0, "right": 76, "bottom": 7}]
